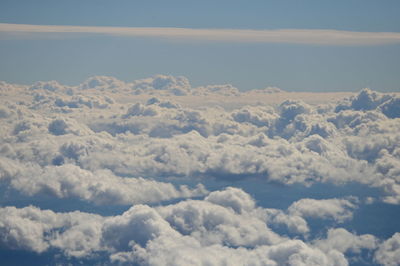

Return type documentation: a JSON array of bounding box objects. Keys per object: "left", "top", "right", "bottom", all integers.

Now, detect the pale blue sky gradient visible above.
[{"left": 0, "top": 0, "right": 399, "bottom": 91}]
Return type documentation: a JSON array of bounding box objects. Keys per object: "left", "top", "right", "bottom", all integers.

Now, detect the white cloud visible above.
[
  {"left": 123, "top": 103, "right": 158, "bottom": 117},
  {"left": 79, "top": 76, "right": 128, "bottom": 91},
  {"left": 204, "top": 187, "right": 256, "bottom": 214},
  {"left": 374, "top": 233, "right": 400, "bottom": 266},
  {"left": 0, "top": 205, "right": 103, "bottom": 255},
  {"left": 314, "top": 228, "right": 378, "bottom": 254},
  {"left": 269, "top": 210, "right": 310, "bottom": 235},
  {"left": 1, "top": 75, "right": 400, "bottom": 264},
  {"left": 0, "top": 189, "right": 361, "bottom": 265},
  {"left": 2, "top": 80, "right": 400, "bottom": 203},
  {"left": 288, "top": 198, "right": 358, "bottom": 223},
  {"left": 0, "top": 158, "right": 207, "bottom": 205},
  {"left": 264, "top": 197, "right": 359, "bottom": 236},
  {"left": 193, "top": 84, "right": 240, "bottom": 96},
  {"left": 2, "top": 23, "right": 400, "bottom": 46},
  {"left": 131, "top": 75, "right": 191, "bottom": 96},
  {"left": 232, "top": 105, "right": 277, "bottom": 128},
  {"left": 29, "top": 80, "right": 66, "bottom": 92}
]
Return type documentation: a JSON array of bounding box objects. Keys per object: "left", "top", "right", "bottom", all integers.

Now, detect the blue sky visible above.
[{"left": 1, "top": 0, "right": 400, "bottom": 91}]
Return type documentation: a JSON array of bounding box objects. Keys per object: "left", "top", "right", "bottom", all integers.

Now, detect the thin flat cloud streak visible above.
[{"left": 1, "top": 23, "right": 400, "bottom": 46}]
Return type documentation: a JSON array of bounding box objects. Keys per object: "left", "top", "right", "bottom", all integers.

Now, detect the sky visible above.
[
  {"left": 1, "top": 2, "right": 400, "bottom": 265},
  {"left": 1, "top": 0, "right": 400, "bottom": 91}
]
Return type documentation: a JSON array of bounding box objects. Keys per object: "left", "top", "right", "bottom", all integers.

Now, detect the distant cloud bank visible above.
[{"left": 1, "top": 23, "right": 400, "bottom": 46}]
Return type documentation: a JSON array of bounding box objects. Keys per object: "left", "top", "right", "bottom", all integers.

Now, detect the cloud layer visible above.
[
  {"left": 0, "top": 188, "right": 380, "bottom": 265},
  {"left": 2, "top": 23, "right": 400, "bottom": 46},
  {"left": 1, "top": 75, "right": 399, "bottom": 264},
  {"left": 1, "top": 77, "right": 400, "bottom": 203}
]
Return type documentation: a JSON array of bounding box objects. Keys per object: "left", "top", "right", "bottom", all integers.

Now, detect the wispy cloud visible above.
[{"left": 1, "top": 23, "right": 400, "bottom": 46}]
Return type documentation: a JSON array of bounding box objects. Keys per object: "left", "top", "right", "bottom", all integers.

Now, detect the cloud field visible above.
[{"left": 1, "top": 75, "right": 400, "bottom": 265}]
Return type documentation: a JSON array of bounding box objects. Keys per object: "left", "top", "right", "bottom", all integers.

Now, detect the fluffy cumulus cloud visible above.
[
  {"left": 79, "top": 76, "right": 128, "bottom": 91},
  {"left": 131, "top": 75, "right": 191, "bottom": 96},
  {"left": 0, "top": 206, "right": 104, "bottom": 256},
  {"left": 29, "top": 80, "right": 66, "bottom": 92},
  {"left": 0, "top": 188, "right": 374, "bottom": 265},
  {"left": 374, "top": 233, "right": 400, "bottom": 266},
  {"left": 314, "top": 228, "right": 378, "bottom": 254},
  {"left": 287, "top": 197, "right": 358, "bottom": 223},
  {"left": 1, "top": 76, "right": 400, "bottom": 264},
  {"left": 0, "top": 160, "right": 207, "bottom": 205},
  {"left": 263, "top": 197, "right": 359, "bottom": 237}
]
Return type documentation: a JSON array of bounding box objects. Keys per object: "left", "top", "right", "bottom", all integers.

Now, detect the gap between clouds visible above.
[{"left": 1, "top": 23, "right": 400, "bottom": 46}]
